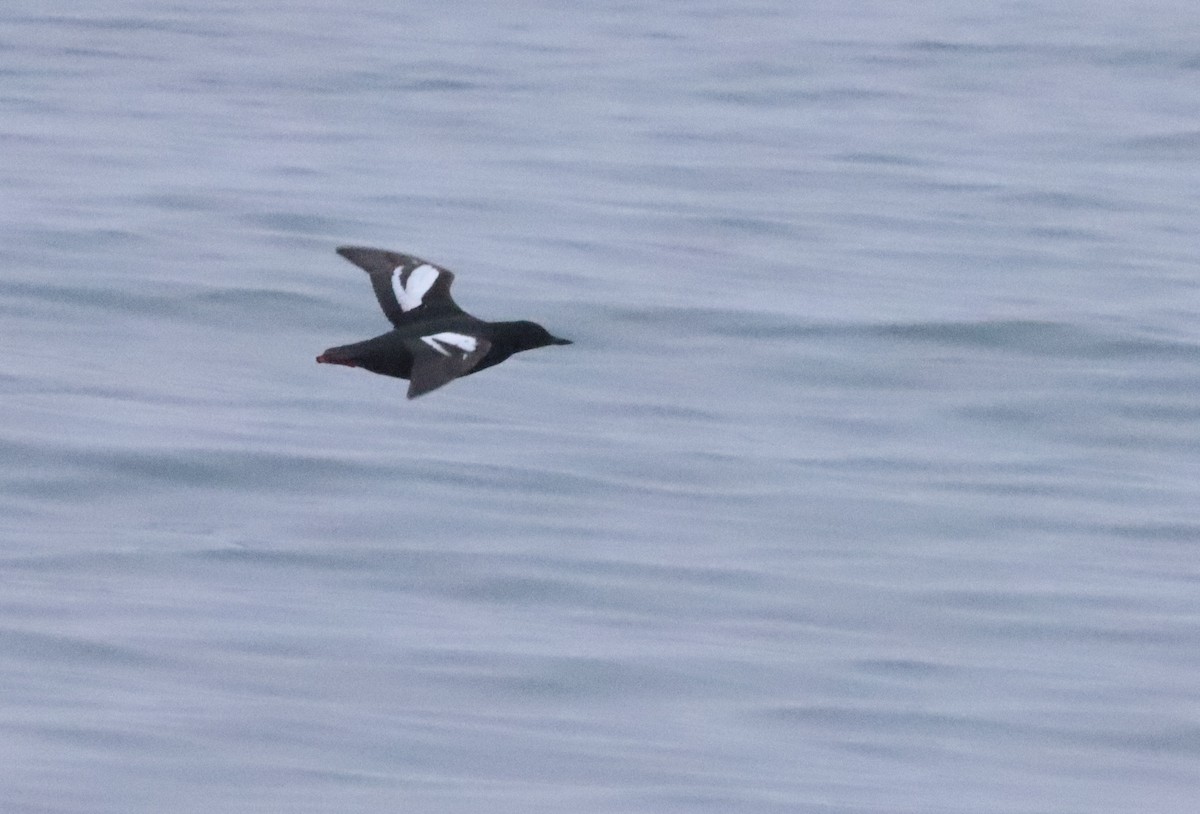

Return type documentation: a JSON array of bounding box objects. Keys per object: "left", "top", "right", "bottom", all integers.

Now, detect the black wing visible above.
[
  {"left": 402, "top": 331, "right": 492, "bottom": 399},
  {"left": 336, "top": 246, "right": 464, "bottom": 327}
]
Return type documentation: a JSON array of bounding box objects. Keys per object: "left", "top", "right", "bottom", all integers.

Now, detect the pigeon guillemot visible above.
[{"left": 316, "top": 246, "right": 571, "bottom": 398}]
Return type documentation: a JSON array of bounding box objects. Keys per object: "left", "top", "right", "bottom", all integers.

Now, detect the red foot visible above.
[{"left": 316, "top": 354, "right": 357, "bottom": 367}]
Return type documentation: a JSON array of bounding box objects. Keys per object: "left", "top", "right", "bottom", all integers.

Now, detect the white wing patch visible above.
[
  {"left": 421, "top": 332, "right": 478, "bottom": 357},
  {"left": 391, "top": 264, "right": 439, "bottom": 311}
]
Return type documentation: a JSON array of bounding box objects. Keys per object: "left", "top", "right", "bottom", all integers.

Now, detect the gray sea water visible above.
[{"left": 4, "top": 2, "right": 1200, "bottom": 812}]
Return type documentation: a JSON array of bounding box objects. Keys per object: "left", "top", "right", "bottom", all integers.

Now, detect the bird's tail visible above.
[{"left": 316, "top": 345, "right": 358, "bottom": 367}]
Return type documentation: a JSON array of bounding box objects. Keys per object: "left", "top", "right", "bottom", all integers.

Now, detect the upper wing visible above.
[
  {"left": 402, "top": 331, "right": 492, "bottom": 399},
  {"left": 336, "top": 246, "right": 464, "bottom": 327}
]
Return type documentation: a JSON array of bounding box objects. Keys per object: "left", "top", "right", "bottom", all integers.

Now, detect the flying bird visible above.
[{"left": 317, "top": 246, "right": 571, "bottom": 398}]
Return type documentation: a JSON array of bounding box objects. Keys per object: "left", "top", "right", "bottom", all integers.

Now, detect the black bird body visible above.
[{"left": 317, "top": 246, "right": 570, "bottom": 398}]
